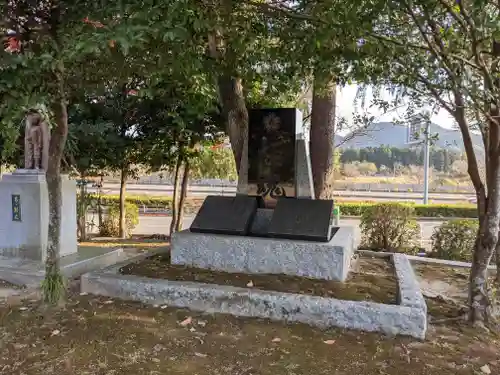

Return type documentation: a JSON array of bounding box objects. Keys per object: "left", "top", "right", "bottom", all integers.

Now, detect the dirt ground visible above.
[
  {"left": 0, "top": 247, "right": 499, "bottom": 374},
  {"left": 0, "top": 280, "right": 19, "bottom": 289},
  {"left": 412, "top": 263, "right": 498, "bottom": 321},
  {"left": 0, "top": 290, "right": 498, "bottom": 375},
  {"left": 121, "top": 253, "right": 397, "bottom": 304}
]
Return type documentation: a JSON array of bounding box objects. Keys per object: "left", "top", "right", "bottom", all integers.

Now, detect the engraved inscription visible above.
[{"left": 12, "top": 194, "right": 21, "bottom": 222}]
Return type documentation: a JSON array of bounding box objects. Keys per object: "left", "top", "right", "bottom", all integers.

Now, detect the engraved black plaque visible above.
[
  {"left": 189, "top": 195, "right": 258, "bottom": 235},
  {"left": 248, "top": 108, "right": 296, "bottom": 185},
  {"left": 267, "top": 198, "right": 334, "bottom": 242},
  {"left": 248, "top": 108, "right": 298, "bottom": 208}
]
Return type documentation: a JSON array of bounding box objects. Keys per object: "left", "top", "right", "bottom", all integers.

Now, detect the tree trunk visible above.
[
  {"left": 77, "top": 180, "right": 88, "bottom": 241},
  {"left": 469, "top": 203, "right": 499, "bottom": 323},
  {"left": 310, "top": 78, "right": 337, "bottom": 199},
  {"left": 169, "top": 153, "right": 182, "bottom": 236},
  {"left": 118, "top": 167, "right": 128, "bottom": 239},
  {"left": 176, "top": 160, "right": 191, "bottom": 232},
  {"left": 97, "top": 176, "right": 103, "bottom": 229},
  {"left": 44, "top": 97, "right": 69, "bottom": 305},
  {"left": 454, "top": 90, "right": 500, "bottom": 322},
  {"left": 208, "top": 8, "right": 249, "bottom": 188},
  {"left": 217, "top": 76, "right": 249, "bottom": 187}
]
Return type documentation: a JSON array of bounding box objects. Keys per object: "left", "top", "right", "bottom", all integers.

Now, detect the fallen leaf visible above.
[
  {"left": 246, "top": 281, "right": 254, "bottom": 287},
  {"left": 272, "top": 337, "right": 282, "bottom": 343},
  {"left": 180, "top": 316, "right": 193, "bottom": 326},
  {"left": 194, "top": 352, "right": 207, "bottom": 358},
  {"left": 323, "top": 340, "right": 336, "bottom": 345},
  {"left": 153, "top": 344, "right": 164, "bottom": 352},
  {"left": 480, "top": 364, "right": 491, "bottom": 374},
  {"left": 50, "top": 330, "right": 61, "bottom": 337},
  {"left": 189, "top": 327, "right": 197, "bottom": 332}
]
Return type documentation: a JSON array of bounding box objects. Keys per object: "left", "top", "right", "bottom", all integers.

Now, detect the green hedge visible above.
[
  {"left": 338, "top": 202, "right": 477, "bottom": 218},
  {"left": 83, "top": 194, "right": 478, "bottom": 218}
]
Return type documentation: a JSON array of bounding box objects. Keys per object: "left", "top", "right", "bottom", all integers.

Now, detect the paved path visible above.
[
  {"left": 128, "top": 215, "right": 440, "bottom": 248},
  {"left": 88, "top": 183, "right": 475, "bottom": 204}
]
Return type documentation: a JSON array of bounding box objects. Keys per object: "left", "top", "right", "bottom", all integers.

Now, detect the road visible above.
[
  {"left": 123, "top": 215, "right": 439, "bottom": 248},
  {"left": 89, "top": 182, "right": 476, "bottom": 204}
]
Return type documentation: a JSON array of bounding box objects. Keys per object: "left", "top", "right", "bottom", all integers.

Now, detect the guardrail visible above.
[{"left": 99, "top": 178, "right": 474, "bottom": 194}]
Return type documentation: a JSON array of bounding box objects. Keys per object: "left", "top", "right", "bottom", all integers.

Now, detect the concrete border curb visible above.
[
  {"left": 0, "top": 248, "right": 127, "bottom": 287},
  {"left": 81, "top": 251, "right": 427, "bottom": 339},
  {"left": 357, "top": 249, "right": 496, "bottom": 270}
]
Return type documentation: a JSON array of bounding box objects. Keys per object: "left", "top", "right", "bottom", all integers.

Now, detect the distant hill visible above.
[{"left": 336, "top": 122, "right": 483, "bottom": 151}]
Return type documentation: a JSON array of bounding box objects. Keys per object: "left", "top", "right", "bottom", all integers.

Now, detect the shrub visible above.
[
  {"left": 342, "top": 163, "right": 361, "bottom": 177},
  {"left": 357, "top": 162, "right": 378, "bottom": 176},
  {"left": 99, "top": 202, "right": 139, "bottom": 238},
  {"left": 430, "top": 219, "right": 479, "bottom": 262},
  {"left": 360, "top": 203, "right": 421, "bottom": 253}
]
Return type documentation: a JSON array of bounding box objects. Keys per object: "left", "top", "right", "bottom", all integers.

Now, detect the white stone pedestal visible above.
[{"left": 0, "top": 169, "right": 77, "bottom": 261}]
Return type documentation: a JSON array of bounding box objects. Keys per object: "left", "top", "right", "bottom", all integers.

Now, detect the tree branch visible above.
[{"left": 454, "top": 90, "right": 484, "bottom": 194}]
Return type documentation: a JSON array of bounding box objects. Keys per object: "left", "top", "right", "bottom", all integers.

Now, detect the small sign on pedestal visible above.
[{"left": 11, "top": 194, "right": 21, "bottom": 222}]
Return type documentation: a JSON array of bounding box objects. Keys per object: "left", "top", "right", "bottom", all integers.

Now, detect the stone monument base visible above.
[
  {"left": 0, "top": 169, "right": 77, "bottom": 261},
  {"left": 171, "top": 226, "right": 357, "bottom": 282},
  {"left": 0, "top": 246, "right": 130, "bottom": 287}
]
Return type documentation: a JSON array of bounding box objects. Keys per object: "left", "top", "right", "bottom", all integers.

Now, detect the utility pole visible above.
[
  {"left": 423, "top": 120, "right": 430, "bottom": 205},
  {"left": 407, "top": 111, "right": 431, "bottom": 204}
]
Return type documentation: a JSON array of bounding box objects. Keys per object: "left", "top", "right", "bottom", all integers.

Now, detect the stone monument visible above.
[
  {"left": 0, "top": 109, "right": 77, "bottom": 262},
  {"left": 172, "top": 108, "right": 357, "bottom": 282}
]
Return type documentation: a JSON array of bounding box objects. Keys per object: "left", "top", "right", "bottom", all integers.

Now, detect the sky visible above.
[{"left": 335, "top": 85, "right": 457, "bottom": 135}]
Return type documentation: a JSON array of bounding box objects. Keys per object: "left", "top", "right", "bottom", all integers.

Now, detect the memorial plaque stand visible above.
[
  {"left": 267, "top": 198, "right": 334, "bottom": 242},
  {"left": 190, "top": 195, "right": 259, "bottom": 236}
]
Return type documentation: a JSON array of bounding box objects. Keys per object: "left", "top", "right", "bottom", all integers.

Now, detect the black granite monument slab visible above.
[
  {"left": 189, "top": 195, "right": 258, "bottom": 236},
  {"left": 267, "top": 198, "right": 335, "bottom": 242},
  {"left": 248, "top": 108, "right": 297, "bottom": 207}
]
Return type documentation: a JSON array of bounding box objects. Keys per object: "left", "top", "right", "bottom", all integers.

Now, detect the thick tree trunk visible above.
[
  {"left": 44, "top": 98, "right": 69, "bottom": 304},
  {"left": 310, "top": 78, "right": 336, "bottom": 199},
  {"left": 208, "top": 8, "right": 249, "bottom": 188},
  {"left": 217, "top": 76, "right": 249, "bottom": 185},
  {"left": 169, "top": 154, "right": 182, "bottom": 236},
  {"left": 489, "top": 38, "right": 500, "bottom": 280},
  {"left": 118, "top": 167, "right": 128, "bottom": 239},
  {"left": 469, "top": 202, "right": 499, "bottom": 323},
  {"left": 176, "top": 160, "right": 190, "bottom": 232},
  {"left": 455, "top": 91, "right": 500, "bottom": 322}
]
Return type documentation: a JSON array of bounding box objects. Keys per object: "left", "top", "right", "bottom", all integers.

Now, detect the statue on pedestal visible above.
[{"left": 24, "top": 109, "right": 50, "bottom": 171}]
